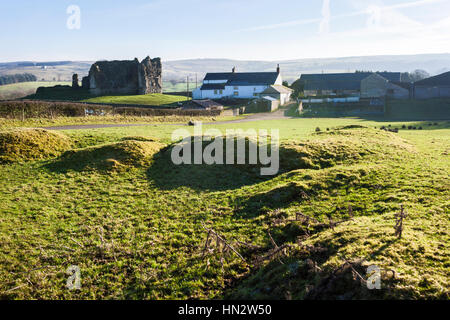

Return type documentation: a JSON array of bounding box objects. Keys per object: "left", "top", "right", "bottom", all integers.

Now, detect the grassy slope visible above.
[
  {"left": 26, "top": 87, "right": 189, "bottom": 107},
  {"left": 0, "top": 118, "right": 448, "bottom": 299},
  {"left": 0, "top": 82, "right": 70, "bottom": 100},
  {"left": 0, "top": 115, "right": 242, "bottom": 130},
  {"left": 82, "top": 93, "right": 189, "bottom": 106}
]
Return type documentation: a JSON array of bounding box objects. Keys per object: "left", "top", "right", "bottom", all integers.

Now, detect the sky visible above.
[{"left": 0, "top": 0, "right": 450, "bottom": 62}]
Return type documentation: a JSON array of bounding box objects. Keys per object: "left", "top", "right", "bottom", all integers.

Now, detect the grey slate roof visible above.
[
  {"left": 204, "top": 73, "right": 233, "bottom": 81},
  {"left": 300, "top": 72, "right": 402, "bottom": 91},
  {"left": 414, "top": 71, "right": 450, "bottom": 86},
  {"left": 200, "top": 84, "right": 226, "bottom": 90},
  {"left": 203, "top": 72, "right": 279, "bottom": 87},
  {"left": 261, "top": 85, "right": 293, "bottom": 94}
]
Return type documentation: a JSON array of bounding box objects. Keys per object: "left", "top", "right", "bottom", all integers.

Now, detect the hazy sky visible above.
[{"left": 1, "top": 0, "right": 450, "bottom": 62}]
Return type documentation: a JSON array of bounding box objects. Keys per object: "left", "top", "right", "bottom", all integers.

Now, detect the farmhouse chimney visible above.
[
  {"left": 277, "top": 64, "right": 280, "bottom": 74},
  {"left": 232, "top": 67, "right": 236, "bottom": 73}
]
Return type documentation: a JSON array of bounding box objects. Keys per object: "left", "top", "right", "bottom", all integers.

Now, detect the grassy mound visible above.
[
  {"left": 83, "top": 93, "right": 189, "bottom": 107},
  {"left": 279, "top": 128, "right": 413, "bottom": 172},
  {"left": 51, "top": 140, "right": 166, "bottom": 172},
  {"left": 0, "top": 128, "right": 71, "bottom": 163},
  {"left": 158, "top": 128, "right": 414, "bottom": 183}
]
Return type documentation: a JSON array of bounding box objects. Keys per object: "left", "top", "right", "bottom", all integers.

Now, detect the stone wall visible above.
[{"left": 80, "top": 56, "right": 162, "bottom": 95}]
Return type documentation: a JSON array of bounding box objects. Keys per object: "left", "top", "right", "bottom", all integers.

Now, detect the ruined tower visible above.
[{"left": 80, "top": 56, "right": 162, "bottom": 95}]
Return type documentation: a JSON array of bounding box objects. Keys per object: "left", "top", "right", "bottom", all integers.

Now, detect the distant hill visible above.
[
  {"left": 164, "top": 53, "right": 450, "bottom": 82},
  {"left": 0, "top": 61, "right": 92, "bottom": 82},
  {"left": 1, "top": 53, "right": 450, "bottom": 84}
]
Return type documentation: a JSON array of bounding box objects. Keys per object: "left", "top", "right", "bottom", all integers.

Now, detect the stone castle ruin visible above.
[{"left": 75, "top": 56, "right": 162, "bottom": 95}]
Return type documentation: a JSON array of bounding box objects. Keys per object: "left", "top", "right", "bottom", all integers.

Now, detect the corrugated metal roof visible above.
[
  {"left": 261, "top": 96, "right": 278, "bottom": 101},
  {"left": 414, "top": 71, "right": 450, "bottom": 86},
  {"left": 300, "top": 72, "right": 402, "bottom": 91}
]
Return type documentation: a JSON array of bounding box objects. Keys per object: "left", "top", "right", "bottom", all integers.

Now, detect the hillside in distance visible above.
[
  {"left": 164, "top": 53, "right": 450, "bottom": 82},
  {"left": 1, "top": 53, "right": 450, "bottom": 84}
]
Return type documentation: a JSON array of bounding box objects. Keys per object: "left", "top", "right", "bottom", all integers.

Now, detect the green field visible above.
[
  {"left": 83, "top": 93, "right": 189, "bottom": 106},
  {"left": 0, "top": 118, "right": 448, "bottom": 299},
  {"left": 0, "top": 81, "right": 195, "bottom": 103},
  {"left": 22, "top": 83, "right": 190, "bottom": 107},
  {"left": 0, "top": 81, "right": 70, "bottom": 100},
  {"left": 0, "top": 80, "right": 197, "bottom": 100},
  {"left": 162, "top": 81, "right": 200, "bottom": 93}
]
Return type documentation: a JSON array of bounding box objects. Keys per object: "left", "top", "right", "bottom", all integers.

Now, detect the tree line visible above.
[{"left": 0, "top": 73, "right": 37, "bottom": 86}]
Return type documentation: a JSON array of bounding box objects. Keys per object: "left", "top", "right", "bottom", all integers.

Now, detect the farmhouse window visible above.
[
  {"left": 234, "top": 86, "right": 238, "bottom": 90},
  {"left": 214, "top": 90, "right": 218, "bottom": 94},
  {"left": 234, "top": 91, "right": 239, "bottom": 96}
]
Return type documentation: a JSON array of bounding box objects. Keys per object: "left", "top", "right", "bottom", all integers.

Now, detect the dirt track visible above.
[{"left": 43, "top": 109, "right": 291, "bottom": 131}]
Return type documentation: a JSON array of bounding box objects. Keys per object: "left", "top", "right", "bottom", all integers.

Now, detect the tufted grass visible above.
[
  {"left": 0, "top": 118, "right": 448, "bottom": 299},
  {"left": 0, "top": 128, "right": 72, "bottom": 163}
]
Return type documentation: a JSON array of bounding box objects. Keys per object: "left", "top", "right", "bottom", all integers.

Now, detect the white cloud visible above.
[
  {"left": 319, "top": 0, "right": 331, "bottom": 34},
  {"left": 241, "top": 0, "right": 446, "bottom": 32}
]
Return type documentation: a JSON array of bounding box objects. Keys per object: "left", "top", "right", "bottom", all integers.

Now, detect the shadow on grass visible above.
[
  {"left": 233, "top": 182, "right": 309, "bottom": 218},
  {"left": 224, "top": 233, "right": 404, "bottom": 300},
  {"left": 146, "top": 147, "right": 271, "bottom": 192}
]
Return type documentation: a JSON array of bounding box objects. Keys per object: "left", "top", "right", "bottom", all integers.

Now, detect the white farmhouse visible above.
[{"left": 192, "top": 66, "right": 285, "bottom": 100}]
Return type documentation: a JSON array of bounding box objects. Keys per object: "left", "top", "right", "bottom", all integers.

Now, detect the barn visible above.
[
  {"left": 413, "top": 71, "right": 450, "bottom": 99},
  {"left": 259, "top": 85, "right": 293, "bottom": 105},
  {"left": 300, "top": 72, "right": 403, "bottom": 96},
  {"left": 361, "top": 73, "right": 410, "bottom": 99}
]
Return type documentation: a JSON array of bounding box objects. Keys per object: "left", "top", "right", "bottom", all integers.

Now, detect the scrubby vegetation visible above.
[
  {"left": 0, "top": 73, "right": 37, "bottom": 86},
  {"left": 0, "top": 128, "right": 71, "bottom": 163},
  {"left": 0, "top": 119, "right": 448, "bottom": 300},
  {"left": 0, "top": 100, "right": 223, "bottom": 129},
  {"left": 26, "top": 85, "right": 96, "bottom": 101},
  {"left": 0, "top": 115, "right": 230, "bottom": 130}
]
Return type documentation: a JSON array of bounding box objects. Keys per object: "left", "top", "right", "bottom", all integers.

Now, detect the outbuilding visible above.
[
  {"left": 259, "top": 85, "right": 293, "bottom": 105},
  {"left": 413, "top": 71, "right": 450, "bottom": 99}
]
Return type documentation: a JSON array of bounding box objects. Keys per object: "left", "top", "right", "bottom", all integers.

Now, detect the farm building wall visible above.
[
  {"left": 361, "top": 74, "right": 388, "bottom": 98},
  {"left": 262, "top": 92, "right": 291, "bottom": 105},
  {"left": 193, "top": 85, "right": 270, "bottom": 99},
  {"left": 414, "top": 86, "right": 450, "bottom": 99},
  {"left": 247, "top": 98, "right": 279, "bottom": 113},
  {"left": 387, "top": 83, "right": 410, "bottom": 100},
  {"left": 385, "top": 98, "right": 450, "bottom": 120}
]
